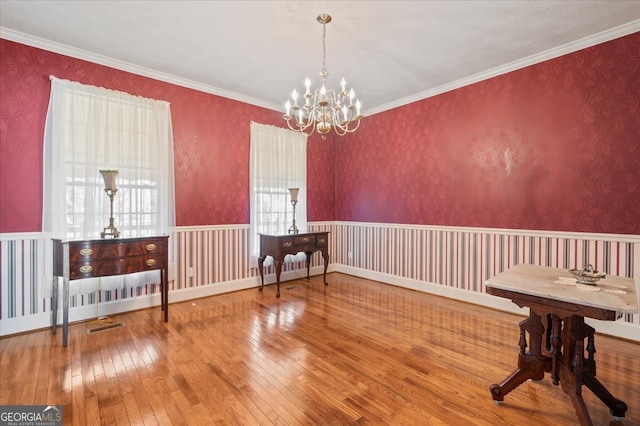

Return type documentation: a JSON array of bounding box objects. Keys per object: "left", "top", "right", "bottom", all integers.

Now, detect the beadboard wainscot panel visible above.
[
  {"left": 0, "top": 232, "right": 168, "bottom": 336},
  {"left": 1, "top": 224, "right": 637, "bottom": 340},
  {"left": 170, "top": 223, "right": 335, "bottom": 304},
  {"left": 332, "top": 222, "right": 640, "bottom": 341},
  {"left": 0, "top": 223, "right": 336, "bottom": 336},
  {"left": 0, "top": 232, "right": 49, "bottom": 335}
]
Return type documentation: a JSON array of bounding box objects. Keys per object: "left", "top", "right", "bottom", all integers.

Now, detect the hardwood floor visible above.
[{"left": 1, "top": 273, "right": 638, "bottom": 425}]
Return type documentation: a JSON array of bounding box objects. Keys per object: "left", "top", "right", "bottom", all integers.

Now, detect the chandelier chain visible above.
[{"left": 321, "top": 20, "right": 327, "bottom": 78}]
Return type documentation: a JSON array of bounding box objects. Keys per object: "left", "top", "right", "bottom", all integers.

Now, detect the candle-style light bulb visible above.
[
  {"left": 341, "top": 78, "right": 346, "bottom": 92},
  {"left": 285, "top": 100, "right": 291, "bottom": 115},
  {"left": 356, "top": 100, "right": 361, "bottom": 116},
  {"left": 305, "top": 78, "right": 311, "bottom": 94},
  {"left": 349, "top": 89, "right": 355, "bottom": 104},
  {"left": 292, "top": 89, "right": 298, "bottom": 105}
]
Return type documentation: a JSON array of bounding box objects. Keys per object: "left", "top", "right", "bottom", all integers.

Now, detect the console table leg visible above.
[
  {"left": 162, "top": 270, "right": 168, "bottom": 322},
  {"left": 63, "top": 278, "right": 69, "bottom": 347},
  {"left": 275, "top": 260, "right": 282, "bottom": 298},
  {"left": 52, "top": 276, "right": 58, "bottom": 335},
  {"left": 258, "top": 256, "right": 265, "bottom": 292},
  {"left": 322, "top": 251, "right": 329, "bottom": 286},
  {"left": 305, "top": 252, "right": 312, "bottom": 280}
]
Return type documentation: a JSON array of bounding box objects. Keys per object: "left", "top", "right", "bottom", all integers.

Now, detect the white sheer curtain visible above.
[
  {"left": 43, "top": 77, "right": 175, "bottom": 291},
  {"left": 249, "top": 122, "right": 307, "bottom": 267}
]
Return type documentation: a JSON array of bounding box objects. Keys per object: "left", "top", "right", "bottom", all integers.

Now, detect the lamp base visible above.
[{"left": 101, "top": 224, "right": 120, "bottom": 239}]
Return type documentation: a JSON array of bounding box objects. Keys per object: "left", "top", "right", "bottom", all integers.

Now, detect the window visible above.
[
  {"left": 249, "top": 123, "right": 307, "bottom": 265},
  {"left": 42, "top": 77, "right": 175, "bottom": 240}
]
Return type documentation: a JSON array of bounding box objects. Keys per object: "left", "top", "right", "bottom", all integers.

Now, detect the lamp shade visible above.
[
  {"left": 288, "top": 188, "right": 299, "bottom": 202},
  {"left": 99, "top": 170, "right": 118, "bottom": 191}
]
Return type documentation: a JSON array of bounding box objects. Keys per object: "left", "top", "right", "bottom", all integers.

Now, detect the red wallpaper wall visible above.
[
  {"left": 335, "top": 32, "right": 640, "bottom": 235},
  {"left": 0, "top": 39, "right": 335, "bottom": 232},
  {"left": 1, "top": 33, "right": 639, "bottom": 235}
]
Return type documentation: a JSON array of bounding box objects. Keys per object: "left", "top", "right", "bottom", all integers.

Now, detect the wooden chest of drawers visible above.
[{"left": 52, "top": 236, "right": 169, "bottom": 347}]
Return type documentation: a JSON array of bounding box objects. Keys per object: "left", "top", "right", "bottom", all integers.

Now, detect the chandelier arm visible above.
[{"left": 286, "top": 118, "right": 314, "bottom": 136}]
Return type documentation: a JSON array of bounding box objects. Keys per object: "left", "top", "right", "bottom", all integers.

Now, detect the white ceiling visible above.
[{"left": 1, "top": 1, "right": 640, "bottom": 116}]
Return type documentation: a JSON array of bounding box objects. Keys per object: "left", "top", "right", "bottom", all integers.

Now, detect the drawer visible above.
[
  {"left": 120, "top": 255, "right": 165, "bottom": 273},
  {"left": 316, "top": 234, "right": 328, "bottom": 247},
  {"left": 279, "top": 237, "right": 295, "bottom": 250},
  {"left": 69, "top": 242, "right": 125, "bottom": 261},
  {"left": 294, "top": 235, "right": 316, "bottom": 245},
  {"left": 69, "top": 239, "right": 165, "bottom": 262},
  {"left": 123, "top": 240, "right": 165, "bottom": 256},
  {"left": 68, "top": 255, "right": 165, "bottom": 279}
]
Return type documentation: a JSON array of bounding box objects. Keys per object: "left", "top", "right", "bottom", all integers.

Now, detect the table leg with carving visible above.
[
  {"left": 558, "top": 315, "right": 592, "bottom": 425},
  {"left": 490, "top": 311, "right": 547, "bottom": 402},
  {"left": 486, "top": 264, "right": 635, "bottom": 425},
  {"left": 491, "top": 310, "right": 628, "bottom": 425},
  {"left": 563, "top": 316, "right": 628, "bottom": 422},
  {"left": 549, "top": 314, "right": 562, "bottom": 385}
]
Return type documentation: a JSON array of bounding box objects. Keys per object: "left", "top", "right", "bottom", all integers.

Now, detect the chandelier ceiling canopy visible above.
[{"left": 283, "top": 14, "right": 363, "bottom": 139}]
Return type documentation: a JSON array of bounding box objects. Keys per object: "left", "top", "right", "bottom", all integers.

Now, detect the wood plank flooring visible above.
[{"left": 1, "top": 273, "right": 638, "bottom": 425}]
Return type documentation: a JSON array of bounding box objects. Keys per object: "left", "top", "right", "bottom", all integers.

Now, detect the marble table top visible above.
[{"left": 486, "top": 263, "right": 638, "bottom": 314}]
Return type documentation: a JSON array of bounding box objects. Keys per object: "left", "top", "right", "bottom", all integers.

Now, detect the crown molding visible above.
[
  {"left": 2, "top": 21, "right": 639, "bottom": 117},
  {"left": 365, "top": 20, "right": 640, "bottom": 117},
  {"left": 0, "top": 27, "right": 283, "bottom": 112}
]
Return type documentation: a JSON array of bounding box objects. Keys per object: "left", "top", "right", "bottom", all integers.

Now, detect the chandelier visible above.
[{"left": 283, "top": 14, "right": 363, "bottom": 138}]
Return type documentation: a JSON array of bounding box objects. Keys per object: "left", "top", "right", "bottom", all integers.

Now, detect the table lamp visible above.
[
  {"left": 288, "top": 187, "right": 299, "bottom": 235},
  {"left": 99, "top": 169, "right": 120, "bottom": 238}
]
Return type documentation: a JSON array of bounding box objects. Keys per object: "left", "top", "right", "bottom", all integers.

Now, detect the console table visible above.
[
  {"left": 258, "top": 231, "right": 330, "bottom": 297},
  {"left": 486, "top": 263, "right": 637, "bottom": 425},
  {"left": 52, "top": 236, "right": 169, "bottom": 347}
]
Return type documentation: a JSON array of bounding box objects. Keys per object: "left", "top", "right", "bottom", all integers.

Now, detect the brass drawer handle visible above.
[
  {"left": 79, "top": 248, "right": 93, "bottom": 256},
  {"left": 319, "top": 238, "right": 326, "bottom": 244},
  {"left": 302, "top": 237, "right": 309, "bottom": 242},
  {"left": 145, "top": 259, "right": 157, "bottom": 267},
  {"left": 282, "top": 241, "right": 292, "bottom": 247},
  {"left": 145, "top": 243, "right": 157, "bottom": 252},
  {"left": 79, "top": 265, "right": 93, "bottom": 273}
]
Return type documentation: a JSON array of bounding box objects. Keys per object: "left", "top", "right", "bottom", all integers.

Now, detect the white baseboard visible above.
[
  {"left": 334, "top": 265, "right": 640, "bottom": 342},
  {"left": 170, "top": 264, "right": 334, "bottom": 303},
  {"left": 2, "top": 264, "right": 637, "bottom": 342}
]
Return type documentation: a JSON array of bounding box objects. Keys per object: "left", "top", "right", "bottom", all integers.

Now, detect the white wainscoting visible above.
[{"left": 1, "top": 223, "right": 638, "bottom": 340}]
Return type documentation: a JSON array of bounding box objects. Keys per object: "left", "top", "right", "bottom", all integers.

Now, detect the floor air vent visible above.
[{"left": 87, "top": 322, "right": 124, "bottom": 334}]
